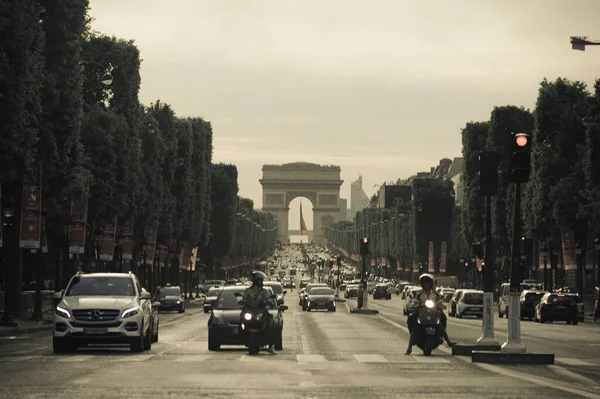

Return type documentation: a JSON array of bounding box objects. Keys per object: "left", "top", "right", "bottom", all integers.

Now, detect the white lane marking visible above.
[
  {"left": 299, "top": 381, "right": 316, "bottom": 388},
  {"left": 413, "top": 356, "right": 450, "bottom": 364},
  {"left": 119, "top": 354, "right": 154, "bottom": 362},
  {"left": 54, "top": 355, "right": 93, "bottom": 362},
  {"left": 549, "top": 365, "right": 599, "bottom": 386},
  {"left": 297, "top": 354, "right": 326, "bottom": 363},
  {"left": 476, "top": 363, "right": 600, "bottom": 399},
  {"left": 240, "top": 355, "right": 264, "bottom": 361},
  {"left": 73, "top": 378, "right": 91, "bottom": 384},
  {"left": 378, "top": 311, "right": 600, "bottom": 399},
  {"left": 556, "top": 358, "right": 593, "bottom": 366},
  {"left": 173, "top": 355, "right": 210, "bottom": 362},
  {"left": 0, "top": 356, "right": 33, "bottom": 362},
  {"left": 353, "top": 354, "right": 388, "bottom": 363}
]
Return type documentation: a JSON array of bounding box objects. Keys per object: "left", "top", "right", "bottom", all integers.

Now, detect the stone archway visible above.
[{"left": 260, "top": 162, "right": 343, "bottom": 245}]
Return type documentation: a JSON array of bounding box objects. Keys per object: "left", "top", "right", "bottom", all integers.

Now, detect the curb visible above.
[{"left": 0, "top": 322, "right": 53, "bottom": 337}]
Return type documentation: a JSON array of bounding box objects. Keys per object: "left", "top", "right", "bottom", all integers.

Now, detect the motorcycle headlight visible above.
[
  {"left": 425, "top": 300, "right": 434, "bottom": 309},
  {"left": 122, "top": 307, "right": 139, "bottom": 318},
  {"left": 244, "top": 313, "right": 252, "bottom": 321},
  {"left": 55, "top": 306, "right": 71, "bottom": 319}
]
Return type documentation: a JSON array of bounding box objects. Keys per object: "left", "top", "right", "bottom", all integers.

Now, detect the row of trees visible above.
[
  {"left": 327, "top": 77, "right": 600, "bottom": 290},
  {"left": 0, "top": 1, "right": 276, "bottom": 320}
]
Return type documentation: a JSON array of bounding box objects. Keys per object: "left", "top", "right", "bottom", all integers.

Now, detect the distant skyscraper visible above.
[
  {"left": 339, "top": 198, "right": 348, "bottom": 221},
  {"left": 350, "top": 175, "right": 369, "bottom": 221}
]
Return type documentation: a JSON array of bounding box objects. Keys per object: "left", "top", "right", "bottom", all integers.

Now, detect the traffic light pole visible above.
[
  {"left": 502, "top": 182, "right": 527, "bottom": 354},
  {"left": 477, "top": 195, "right": 499, "bottom": 347},
  {"left": 361, "top": 254, "right": 369, "bottom": 310}
]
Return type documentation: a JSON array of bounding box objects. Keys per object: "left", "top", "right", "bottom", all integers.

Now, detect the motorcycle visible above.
[
  {"left": 414, "top": 299, "right": 443, "bottom": 356},
  {"left": 236, "top": 293, "right": 277, "bottom": 355}
]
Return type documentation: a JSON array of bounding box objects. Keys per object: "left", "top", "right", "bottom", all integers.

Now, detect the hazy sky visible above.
[{"left": 89, "top": 0, "right": 599, "bottom": 229}]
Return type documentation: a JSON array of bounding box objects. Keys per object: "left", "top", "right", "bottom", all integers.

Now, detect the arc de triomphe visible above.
[{"left": 260, "top": 162, "right": 343, "bottom": 245}]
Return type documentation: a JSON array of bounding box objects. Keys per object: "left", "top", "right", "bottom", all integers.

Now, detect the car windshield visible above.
[
  {"left": 207, "top": 288, "right": 222, "bottom": 296},
  {"left": 66, "top": 276, "right": 135, "bottom": 297},
  {"left": 566, "top": 295, "right": 582, "bottom": 303},
  {"left": 310, "top": 288, "right": 333, "bottom": 295},
  {"left": 547, "top": 295, "right": 574, "bottom": 305},
  {"left": 265, "top": 284, "right": 283, "bottom": 294},
  {"left": 213, "top": 290, "right": 243, "bottom": 310},
  {"left": 463, "top": 293, "right": 483, "bottom": 304},
  {"left": 156, "top": 287, "right": 179, "bottom": 297},
  {"left": 524, "top": 293, "right": 544, "bottom": 303}
]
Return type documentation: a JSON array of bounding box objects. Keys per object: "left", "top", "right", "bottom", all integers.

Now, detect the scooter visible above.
[
  {"left": 414, "top": 299, "right": 443, "bottom": 356},
  {"left": 240, "top": 308, "right": 267, "bottom": 355}
]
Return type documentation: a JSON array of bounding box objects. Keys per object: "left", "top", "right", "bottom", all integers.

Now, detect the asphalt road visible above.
[{"left": 0, "top": 286, "right": 599, "bottom": 398}]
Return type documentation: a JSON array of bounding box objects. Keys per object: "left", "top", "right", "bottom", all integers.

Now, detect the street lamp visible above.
[
  {"left": 595, "top": 238, "right": 600, "bottom": 288},
  {"left": 79, "top": 60, "right": 114, "bottom": 86},
  {"left": 570, "top": 36, "right": 600, "bottom": 51}
]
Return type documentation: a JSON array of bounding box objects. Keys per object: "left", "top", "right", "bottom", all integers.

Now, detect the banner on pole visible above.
[
  {"left": 560, "top": 225, "right": 576, "bottom": 271},
  {"left": 120, "top": 222, "right": 134, "bottom": 260},
  {"left": 440, "top": 241, "right": 447, "bottom": 273},
  {"left": 69, "top": 201, "right": 88, "bottom": 254},
  {"left": 19, "top": 166, "right": 42, "bottom": 249},
  {"left": 143, "top": 226, "right": 157, "bottom": 265},
  {"left": 428, "top": 241, "right": 435, "bottom": 273},
  {"left": 99, "top": 218, "right": 117, "bottom": 261}
]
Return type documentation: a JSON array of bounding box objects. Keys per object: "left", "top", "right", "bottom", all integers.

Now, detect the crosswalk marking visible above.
[
  {"left": 240, "top": 355, "right": 264, "bottom": 362},
  {"left": 118, "top": 354, "right": 155, "bottom": 362},
  {"left": 413, "top": 355, "right": 451, "bottom": 364},
  {"left": 555, "top": 358, "right": 593, "bottom": 366},
  {"left": 297, "top": 354, "right": 326, "bottom": 363},
  {"left": 354, "top": 354, "right": 387, "bottom": 363}
]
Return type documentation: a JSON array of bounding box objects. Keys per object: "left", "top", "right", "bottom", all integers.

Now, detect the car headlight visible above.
[
  {"left": 213, "top": 315, "right": 225, "bottom": 325},
  {"left": 244, "top": 313, "right": 252, "bottom": 321},
  {"left": 55, "top": 306, "right": 71, "bottom": 319},
  {"left": 425, "top": 300, "right": 434, "bottom": 309},
  {"left": 122, "top": 307, "right": 140, "bottom": 318},
  {"left": 176, "top": 301, "right": 181, "bottom": 304}
]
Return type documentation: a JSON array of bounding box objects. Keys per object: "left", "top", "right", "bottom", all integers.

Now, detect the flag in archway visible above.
[{"left": 300, "top": 201, "right": 308, "bottom": 235}]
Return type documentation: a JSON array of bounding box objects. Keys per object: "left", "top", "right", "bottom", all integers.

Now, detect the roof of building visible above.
[{"left": 447, "top": 157, "right": 463, "bottom": 179}]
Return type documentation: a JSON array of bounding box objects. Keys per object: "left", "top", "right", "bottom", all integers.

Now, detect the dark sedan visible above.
[
  {"left": 208, "top": 286, "right": 288, "bottom": 351},
  {"left": 535, "top": 293, "right": 579, "bottom": 324},
  {"left": 204, "top": 287, "right": 223, "bottom": 313},
  {"left": 306, "top": 287, "right": 336, "bottom": 312},
  {"left": 155, "top": 286, "right": 185, "bottom": 313},
  {"left": 372, "top": 284, "right": 392, "bottom": 300}
]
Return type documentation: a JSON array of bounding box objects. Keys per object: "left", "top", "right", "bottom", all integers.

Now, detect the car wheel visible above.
[
  {"left": 143, "top": 323, "right": 152, "bottom": 350},
  {"left": 151, "top": 320, "right": 159, "bottom": 343},
  {"left": 53, "top": 338, "right": 76, "bottom": 353},
  {"left": 179, "top": 307, "right": 185, "bottom": 314},
  {"left": 130, "top": 322, "right": 144, "bottom": 353},
  {"left": 208, "top": 338, "right": 220, "bottom": 351},
  {"left": 573, "top": 320, "right": 578, "bottom": 325}
]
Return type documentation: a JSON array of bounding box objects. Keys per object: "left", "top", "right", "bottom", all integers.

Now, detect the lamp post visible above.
[
  {"left": 541, "top": 241, "right": 549, "bottom": 292},
  {"left": 595, "top": 238, "right": 600, "bottom": 288},
  {"left": 78, "top": 60, "right": 114, "bottom": 86},
  {"left": 188, "top": 251, "right": 194, "bottom": 300},
  {"left": 575, "top": 242, "right": 583, "bottom": 295}
]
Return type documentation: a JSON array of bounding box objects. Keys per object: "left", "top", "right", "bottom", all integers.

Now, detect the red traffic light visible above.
[
  {"left": 363, "top": 237, "right": 368, "bottom": 243},
  {"left": 516, "top": 135, "right": 528, "bottom": 147}
]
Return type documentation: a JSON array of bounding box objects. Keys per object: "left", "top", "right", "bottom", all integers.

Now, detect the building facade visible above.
[{"left": 350, "top": 175, "right": 370, "bottom": 221}]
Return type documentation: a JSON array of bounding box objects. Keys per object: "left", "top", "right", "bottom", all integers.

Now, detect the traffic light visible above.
[
  {"left": 329, "top": 258, "right": 334, "bottom": 268},
  {"left": 479, "top": 151, "right": 499, "bottom": 196},
  {"left": 509, "top": 132, "right": 531, "bottom": 183},
  {"left": 359, "top": 237, "right": 369, "bottom": 256}
]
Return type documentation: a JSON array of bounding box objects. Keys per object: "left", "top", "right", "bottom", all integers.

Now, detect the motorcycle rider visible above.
[
  {"left": 242, "top": 271, "right": 277, "bottom": 355},
  {"left": 405, "top": 273, "right": 456, "bottom": 355}
]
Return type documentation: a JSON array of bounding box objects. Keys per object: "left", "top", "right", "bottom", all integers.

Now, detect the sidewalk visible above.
[{"left": 0, "top": 317, "right": 53, "bottom": 337}]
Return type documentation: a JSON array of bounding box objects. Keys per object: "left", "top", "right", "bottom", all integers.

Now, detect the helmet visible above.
[
  {"left": 419, "top": 273, "right": 434, "bottom": 287},
  {"left": 251, "top": 271, "right": 267, "bottom": 287}
]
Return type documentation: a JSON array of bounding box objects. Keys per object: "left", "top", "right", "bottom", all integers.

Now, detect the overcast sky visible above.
[{"left": 89, "top": 0, "right": 599, "bottom": 229}]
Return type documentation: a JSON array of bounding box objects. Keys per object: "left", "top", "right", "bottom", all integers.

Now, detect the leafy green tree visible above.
[
  {"left": 460, "top": 122, "right": 488, "bottom": 244},
  {"left": 526, "top": 78, "right": 591, "bottom": 239},
  {"left": 487, "top": 106, "right": 534, "bottom": 257},
  {"left": 412, "top": 177, "right": 454, "bottom": 271},
  {"left": 584, "top": 80, "right": 600, "bottom": 237},
  {"left": 0, "top": 0, "right": 45, "bottom": 318}
]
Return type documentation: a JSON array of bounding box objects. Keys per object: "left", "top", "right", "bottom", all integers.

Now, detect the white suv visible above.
[{"left": 53, "top": 272, "right": 153, "bottom": 353}]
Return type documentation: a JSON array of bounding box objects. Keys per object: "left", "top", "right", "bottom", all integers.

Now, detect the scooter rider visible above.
[
  {"left": 405, "top": 273, "right": 456, "bottom": 355},
  {"left": 242, "top": 271, "right": 278, "bottom": 355}
]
